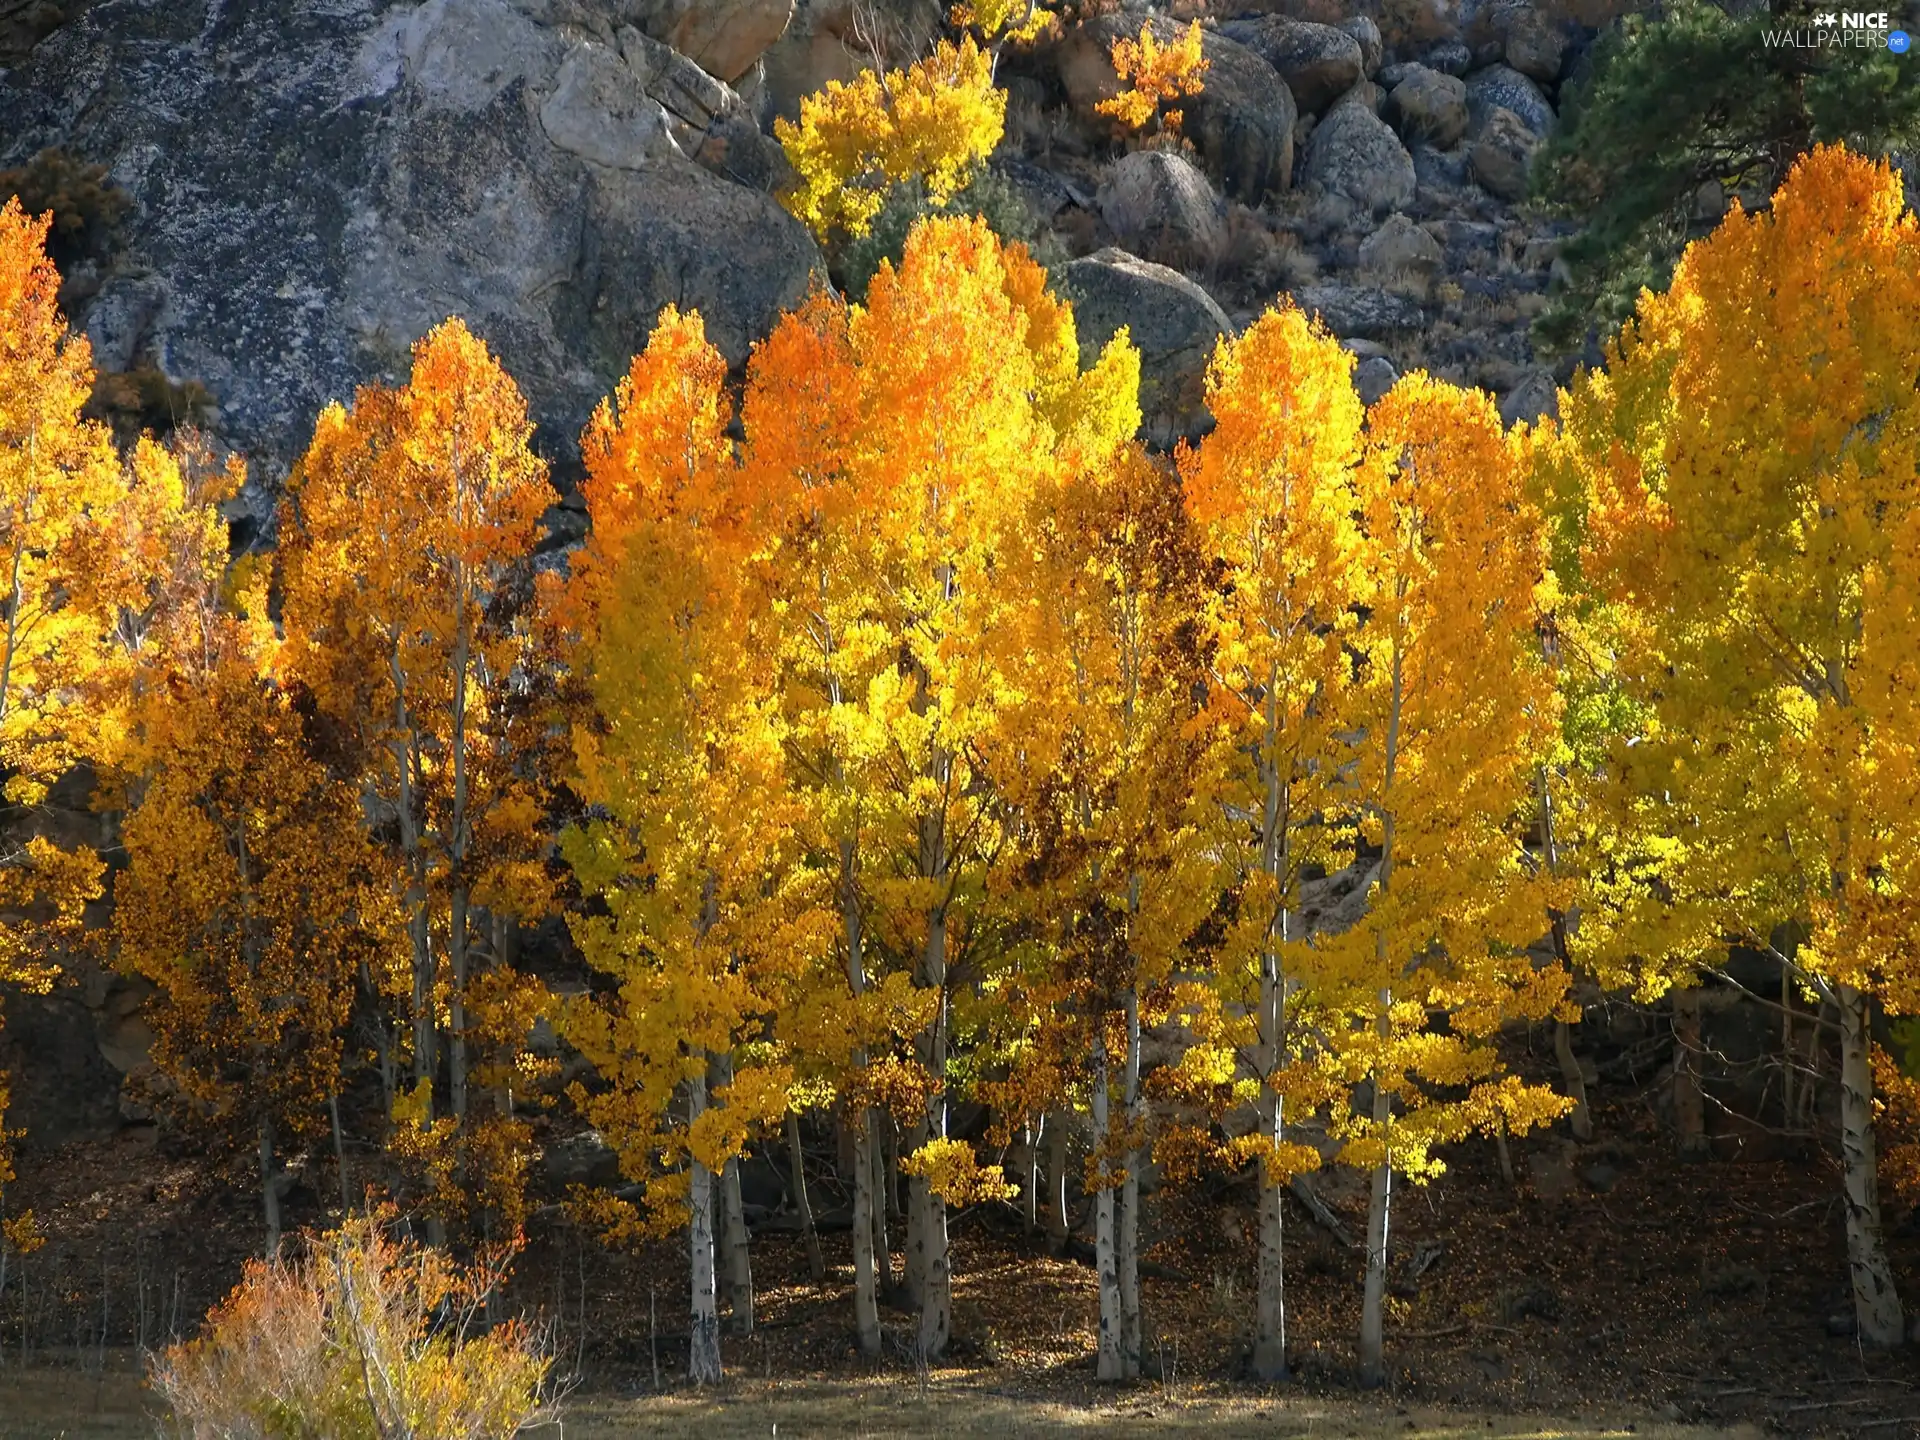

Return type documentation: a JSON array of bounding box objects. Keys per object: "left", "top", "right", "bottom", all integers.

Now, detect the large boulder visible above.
[
  {"left": 1059, "top": 248, "right": 1232, "bottom": 445},
  {"left": 622, "top": 0, "right": 797, "bottom": 85},
  {"left": 1057, "top": 17, "right": 1296, "bottom": 204},
  {"left": 0, "top": 0, "right": 824, "bottom": 509},
  {"left": 1290, "top": 282, "right": 1425, "bottom": 341},
  {"left": 1501, "top": 9, "right": 1567, "bottom": 84},
  {"left": 1218, "top": 17, "right": 1363, "bottom": 114},
  {"left": 1382, "top": 64, "right": 1469, "bottom": 149},
  {"left": 1466, "top": 62, "right": 1555, "bottom": 136},
  {"left": 1301, "top": 102, "right": 1416, "bottom": 215},
  {"left": 1097, "top": 149, "right": 1225, "bottom": 270},
  {"left": 1470, "top": 105, "right": 1540, "bottom": 200},
  {"left": 1339, "top": 14, "right": 1383, "bottom": 76},
  {"left": 760, "top": 0, "right": 941, "bottom": 121},
  {"left": 1357, "top": 212, "right": 1443, "bottom": 287}
]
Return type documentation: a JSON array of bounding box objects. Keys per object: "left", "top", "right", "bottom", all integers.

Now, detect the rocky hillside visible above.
[{"left": 2, "top": 0, "right": 1625, "bottom": 524}]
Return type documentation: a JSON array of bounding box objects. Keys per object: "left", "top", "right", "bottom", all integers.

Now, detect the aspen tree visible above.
[
  {"left": 1175, "top": 304, "right": 1374, "bottom": 1383},
  {"left": 1559, "top": 146, "right": 1920, "bottom": 1346},
  {"left": 279, "top": 320, "right": 556, "bottom": 1237},
  {"left": 1331, "top": 374, "right": 1573, "bottom": 1386},
  {"left": 559, "top": 309, "right": 817, "bottom": 1382},
  {"left": 993, "top": 437, "right": 1211, "bottom": 1381},
  {"left": 0, "top": 198, "right": 131, "bottom": 1231}
]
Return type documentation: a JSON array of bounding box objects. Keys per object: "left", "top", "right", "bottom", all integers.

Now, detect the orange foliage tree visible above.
[{"left": 279, "top": 319, "right": 558, "bottom": 1241}]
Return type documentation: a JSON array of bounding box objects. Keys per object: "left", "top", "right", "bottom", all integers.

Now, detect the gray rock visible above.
[
  {"left": 1424, "top": 38, "right": 1473, "bottom": 76},
  {"left": 1097, "top": 149, "right": 1225, "bottom": 269},
  {"left": 1331, "top": 78, "right": 1386, "bottom": 115},
  {"left": 1384, "top": 64, "right": 1469, "bottom": 150},
  {"left": 1059, "top": 17, "right": 1296, "bottom": 204},
  {"left": 1581, "top": 1160, "right": 1619, "bottom": 1193},
  {"left": 540, "top": 40, "right": 679, "bottom": 169},
  {"left": 1290, "top": 282, "right": 1424, "bottom": 340},
  {"left": 761, "top": 0, "right": 940, "bottom": 120},
  {"left": 623, "top": 0, "right": 798, "bottom": 84},
  {"left": 1301, "top": 103, "right": 1416, "bottom": 216},
  {"left": 1499, "top": 369, "right": 1559, "bottom": 427},
  {"left": 1471, "top": 105, "right": 1541, "bottom": 201},
  {"left": 1219, "top": 17, "right": 1363, "bottom": 115},
  {"left": 0, "top": 0, "right": 824, "bottom": 502},
  {"left": 1358, "top": 212, "right": 1443, "bottom": 283},
  {"left": 1059, "top": 249, "right": 1232, "bottom": 445},
  {"left": 1339, "top": 14, "right": 1383, "bottom": 76},
  {"left": 1502, "top": 10, "right": 1567, "bottom": 84},
  {"left": 1467, "top": 63, "right": 1556, "bottom": 137},
  {"left": 1412, "top": 143, "right": 1471, "bottom": 190},
  {"left": 1353, "top": 353, "right": 1398, "bottom": 404},
  {"left": 544, "top": 1129, "right": 623, "bottom": 1189}
]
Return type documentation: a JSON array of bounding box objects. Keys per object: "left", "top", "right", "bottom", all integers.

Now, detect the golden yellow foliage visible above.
[
  {"left": 1097, "top": 21, "right": 1209, "bottom": 139},
  {"left": 775, "top": 38, "right": 1006, "bottom": 240}
]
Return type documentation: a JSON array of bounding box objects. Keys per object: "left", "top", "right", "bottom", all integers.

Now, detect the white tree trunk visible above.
[
  {"left": 687, "top": 1073, "right": 722, "bottom": 1384},
  {"left": 1251, "top": 952, "right": 1288, "bottom": 1381},
  {"left": 1359, "top": 1052, "right": 1392, "bottom": 1388},
  {"left": 1119, "top": 992, "right": 1142, "bottom": 1381},
  {"left": 1093, "top": 1029, "right": 1123, "bottom": 1381},
  {"left": 1838, "top": 982, "right": 1905, "bottom": 1346},
  {"left": 788, "top": 1112, "right": 825, "bottom": 1284},
  {"left": 850, "top": 1114, "right": 882, "bottom": 1355},
  {"left": 1553, "top": 1018, "right": 1593, "bottom": 1143},
  {"left": 720, "top": 1155, "right": 753, "bottom": 1335}
]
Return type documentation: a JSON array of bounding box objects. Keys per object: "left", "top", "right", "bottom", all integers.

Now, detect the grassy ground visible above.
[{"left": 0, "top": 1359, "right": 1767, "bottom": 1440}]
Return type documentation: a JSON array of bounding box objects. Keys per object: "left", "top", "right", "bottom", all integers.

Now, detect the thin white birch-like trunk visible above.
[
  {"left": 1093, "top": 1028, "right": 1123, "bottom": 1380},
  {"left": 850, "top": 1115, "right": 882, "bottom": 1354},
  {"left": 1838, "top": 981, "right": 1904, "bottom": 1345},
  {"left": 687, "top": 1070, "right": 722, "bottom": 1384},
  {"left": 720, "top": 1154, "right": 753, "bottom": 1335},
  {"left": 1358, "top": 1065, "right": 1393, "bottom": 1387},
  {"left": 788, "top": 1111, "right": 825, "bottom": 1283},
  {"left": 1119, "top": 991, "right": 1142, "bottom": 1380}
]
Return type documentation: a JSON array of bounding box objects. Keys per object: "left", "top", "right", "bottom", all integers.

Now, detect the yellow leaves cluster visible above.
[
  {"left": 1097, "top": 21, "right": 1209, "bottom": 139},
  {"left": 949, "top": 0, "right": 1051, "bottom": 44},
  {"left": 775, "top": 38, "right": 1005, "bottom": 240},
  {"left": 900, "top": 1136, "right": 1018, "bottom": 1206}
]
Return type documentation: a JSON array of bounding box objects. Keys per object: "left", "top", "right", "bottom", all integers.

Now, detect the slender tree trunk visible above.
[
  {"left": 1093, "top": 1026, "right": 1123, "bottom": 1381},
  {"left": 687, "top": 1071, "right": 723, "bottom": 1384},
  {"left": 850, "top": 1112, "right": 882, "bottom": 1354},
  {"left": 1781, "top": 965, "right": 1797, "bottom": 1126},
  {"left": 1023, "top": 1116, "right": 1041, "bottom": 1234},
  {"left": 449, "top": 888, "right": 470, "bottom": 1129},
  {"left": 1358, "top": 1061, "right": 1392, "bottom": 1388},
  {"left": 259, "top": 1119, "right": 281, "bottom": 1260},
  {"left": 720, "top": 1156, "right": 753, "bottom": 1334},
  {"left": 1251, "top": 997, "right": 1288, "bottom": 1382},
  {"left": 1046, "top": 1112, "right": 1071, "bottom": 1252},
  {"left": 330, "top": 1090, "right": 350, "bottom": 1212},
  {"left": 787, "top": 1112, "right": 825, "bottom": 1283},
  {"left": 1837, "top": 982, "right": 1904, "bottom": 1346},
  {"left": 1252, "top": 699, "right": 1291, "bottom": 1382},
  {"left": 1553, "top": 1019, "right": 1593, "bottom": 1143},
  {"left": 1119, "top": 990, "right": 1142, "bottom": 1381},
  {"left": 907, "top": 888, "right": 951, "bottom": 1359},
  {"left": 872, "top": 1112, "right": 892, "bottom": 1292},
  {"left": 1673, "top": 985, "right": 1708, "bottom": 1161}
]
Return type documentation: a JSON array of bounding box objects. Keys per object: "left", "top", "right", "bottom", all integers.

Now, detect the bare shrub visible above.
[{"left": 152, "top": 1216, "right": 555, "bottom": 1439}]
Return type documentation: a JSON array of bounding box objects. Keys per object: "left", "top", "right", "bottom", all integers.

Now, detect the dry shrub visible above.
[
  {"left": 0, "top": 147, "right": 131, "bottom": 269},
  {"left": 152, "top": 1216, "right": 555, "bottom": 1440},
  {"left": 1216, "top": 203, "right": 1316, "bottom": 291},
  {"left": 85, "top": 363, "right": 214, "bottom": 443}
]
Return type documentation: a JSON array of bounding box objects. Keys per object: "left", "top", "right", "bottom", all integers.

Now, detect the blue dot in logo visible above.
[{"left": 1891, "top": 28, "right": 1913, "bottom": 52}]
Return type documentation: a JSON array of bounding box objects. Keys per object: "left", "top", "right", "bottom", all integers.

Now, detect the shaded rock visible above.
[
  {"left": 1502, "top": 9, "right": 1566, "bottom": 84},
  {"left": 0, "top": 988, "right": 124, "bottom": 1150},
  {"left": 761, "top": 0, "right": 940, "bottom": 120},
  {"left": 1331, "top": 78, "right": 1385, "bottom": 114},
  {"left": 1291, "top": 282, "right": 1424, "bottom": 340},
  {"left": 1058, "top": 17, "right": 1296, "bottom": 204},
  {"left": 1470, "top": 105, "right": 1540, "bottom": 200},
  {"left": 1059, "top": 248, "right": 1231, "bottom": 444},
  {"left": 1218, "top": 17, "right": 1362, "bottom": 114},
  {"left": 1353, "top": 353, "right": 1398, "bottom": 404},
  {"left": 1301, "top": 102, "right": 1416, "bottom": 215},
  {"left": 1412, "top": 142, "right": 1470, "bottom": 190},
  {"left": 1498, "top": 369, "right": 1559, "bottom": 426},
  {"left": 543, "top": 1129, "right": 623, "bottom": 1189},
  {"left": 623, "top": 0, "right": 796, "bottom": 85},
  {"left": 1466, "top": 62, "right": 1555, "bottom": 136},
  {"left": 992, "top": 155, "right": 1089, "bottom": 219},
  {"left": 1358, "top": 212, "right": 1443, "bottom": 284},
  {"left": 0, "top": 0, "right": 824, "bottom": 501},
  {"left": 1424, "top": 38, "right": 1472, "bottom": 75},
  {"left": 1383, "top": 63, "right": 1469, "bottom": 149},
  {"left": 1097, "top": 149, "right": 1225, "bottom": 269},
  {"left": 1339, "top": 14, "right": 1383, "bottom": 75},
  {"left": 1582, "top": 1161, "right": 1619, "bottom": 1193}
]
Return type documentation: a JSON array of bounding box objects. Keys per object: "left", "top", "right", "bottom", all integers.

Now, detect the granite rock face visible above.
[{"left": 0, "top": 0, "right": 823, "bottom": 515}]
